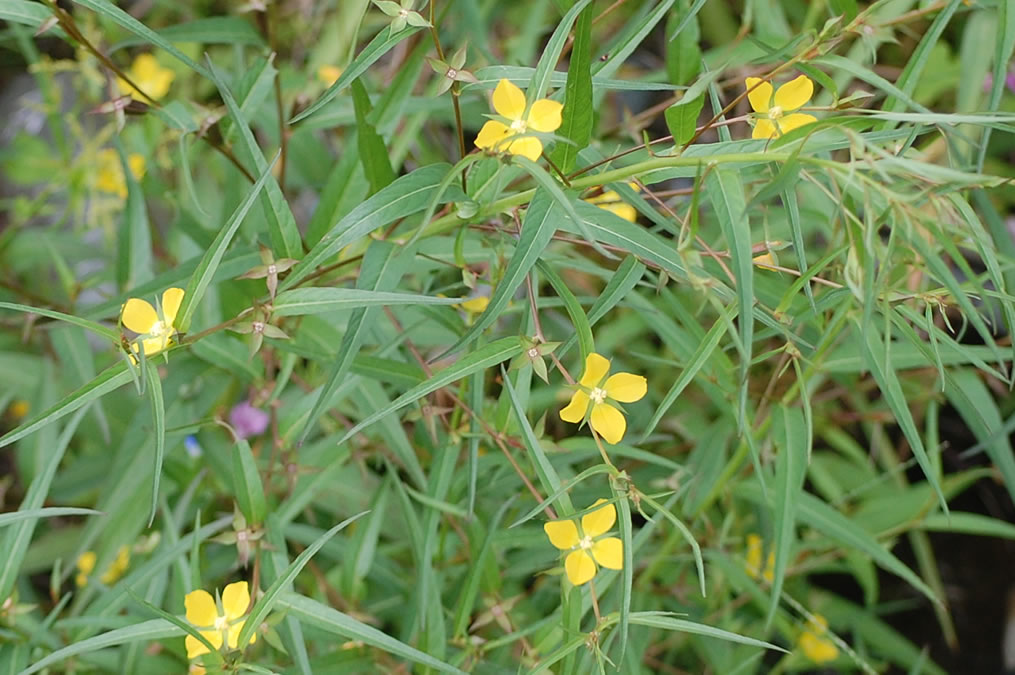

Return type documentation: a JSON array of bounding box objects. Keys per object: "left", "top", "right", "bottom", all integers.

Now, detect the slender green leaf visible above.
[{"left": 272, "top": 288, "right": 460, "bottom": 317}]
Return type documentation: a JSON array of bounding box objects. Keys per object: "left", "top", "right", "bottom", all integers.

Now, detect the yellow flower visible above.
[
  {"left": 459, "top": 296, "right": 490, "bottom": 314},
  {"left": 474, "top": 79, "right": 563, "bottom": 162},
  {"left": 75, "top": 545, "right": 129, "bottom": 587},
  {"left": 75, "top": 551, "right": 96, "bottom": 588},
  {"left": 317, "top": 65, "right": 343, "bottom": 86},
  {"left": 745, "top": 534, "right": 775, "bottom": 584},
  {"left": 585, "top": 184, "right": 638, "bottom": 223},
  {"left": 559, "top": 352, "right": 647, "bottom": 445},
  {"left": 120, "top": 287, "right": 184, "bottom": 358},
  {"left": 7, "top": 400, "right": 29, "bottom": 420},
  {"left": 751, "top": 253, "right": 779, "bottom": 271},
  {"left": 189, "top": 664, "right": 206, "bottom": 675},
  {"left": 543, "top": 499, "right": 623, "bottom": 586},
  {"left": 118, "top": 53, "right": 175, "bottom": 101},
  {"left": 797, "top": 614, "right": 839, "bottom": 664},
  {"left": 184, "top": 581, "right": 256, "bottom": 659},
  {"left": 95, "top": 150, "right": 146, "bottom": 199},
  {"left": 745, "top": 75, "right": 817, "bottom": 139}
]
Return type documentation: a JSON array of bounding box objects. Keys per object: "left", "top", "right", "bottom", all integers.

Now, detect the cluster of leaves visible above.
[{"left": 1, "top": 0, "right": 1015, "bottom": 673}]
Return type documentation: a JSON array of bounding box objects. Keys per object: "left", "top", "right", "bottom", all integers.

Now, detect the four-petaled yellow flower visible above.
[
  {"left": 797, "top": 614, "right": 839, "bottom": 664},
  {"left": 75, "top": 545, "right": 130, "bottom": 587},
  {"left": 559, "top": 352, "right": 647, "bottom": 445},
  {"left": 745, "top": 533, "right": 775, "bottom": 584},
  {"left": 121, "top": 287, "right": 185, "bottom": 357},
  {"left": 184, "top": 581, "right": 256, "bottom": 659},
  {"left": 585, "top": 184, "right": 638, "bottom": 223},
  {"left": 96, "top": 149, "right": 146, "bottom": 199},
  {"left": 745, "top": 75, "right": 817, "bottom": 139},
  {"left": 118, "top": 53, "right": 175, "bottom": 101},
  {"left": 543, "top": 499, "right": 623, "bottom": 586},
  {"left": 475, "top": 79, "right": 563, "bottom": 162}
]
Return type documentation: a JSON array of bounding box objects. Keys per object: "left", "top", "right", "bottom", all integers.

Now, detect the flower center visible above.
[
  {"left": 578, "top": 535, "right": 593, "bottom": 550},
  {"left": 589, "top": 387, "right": 607, "bottom": 404},
  {"left": 213, "top": 614, "right": 229, "bottom": 632},
  {"left": 446, "top": 68, "right": 458, "bottom": 79},
  {"left": 149, "top": 320, "right": 168, "bottom": 337},
  {"left": 252, "top": 321, "right": 264, "bottom": 334},
  {"left": 510, "top": 118, "right": 527, "bottom": 133},
  {"left": 266, "top": 264, "right": 277, "bottom": 275},
  {"left": 398, "top": 8, "right": 408, "bottom": 17},
  {"left": 768, "top": 105, "right": 784, "bottom": 120},
  {"left": 527, "top": 347, "right": 539, "bottom": 359}
]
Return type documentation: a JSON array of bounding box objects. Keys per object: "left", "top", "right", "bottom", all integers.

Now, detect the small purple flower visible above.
[
  {"left": 184, "top": 435, "right": 202, "bottom": 458},
  {"left": 983, "top": 71, "right": 1015, "bottom": 95},
  {"left": 229, "top": 401, "right": 269, "bottom": 440},
  {"left": 1007, "top": 72, "right": 1015, "bottom": 95}
]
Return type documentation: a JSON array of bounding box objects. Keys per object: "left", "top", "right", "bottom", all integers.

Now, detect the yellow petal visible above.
[
  {"left": 579, "top": 352, "right": 610, "bottom": 388},
  {"left": 527, "top": 99, "right": 563, "bottom": 133},
  {"left": 773, "top": 75, "right": 813, "bottom": 111},
  {"left": 752, "top": 253, "right": 778, "bottom": 270},
  {"left": 161, "top": 287, "right": 185, "bottom": 327},
  {"left": 317, "top": 65, "right": 343, "bottom": 86},
  {"left": 474, "top": 120, "right": 512, "bottom": 151},
  {"left": 752, "top": 118, "right": 777, "bottom": 140},
  {"left": 745, "top": 77, "right": 772, "bottom": 113},
  {"left": 507, "top": 136, "right": 543, "bottom": 162},
  {"left": 564, "top": 550, "right": 597, "bottom": 586},
  {"left": 76, "top": 551, "right": 96, "bottom": 578},
  {"left": 100, "top": 545, "right": 130, "bottom": 584},
  {"left": 459, "top": 296, "right": 489, "bottom": 313},
  {"left": 559, "top": 390, "right": 590, "bottom": 423},
  {"left": 228, "top": 618, "right": 255, "bottom": 649},
  {"left": 543, "top": 519, "right": 580, "bottom": 550},
  {"left": 601, "top": 202, "right": 638, "bottom": 222},
  {"left": 184, "top": 589, "right": 218, "bottom": 627},
  {"left": 186, "top": 634, "right": 211, "bottom": 659},
  {"left": 604, "top": 372, "right": 647, "bottom": 403},
  {"left": 798, "top": 631, "right": 838, "bottom": 663},
  {"left": 127, "top": 154, "right": 146, "bottom": 181},
  {"left": 591, "top": 537, "right": 623, "bottom": 570},
  {"left": 777, "top": 113, "right": 817, "bottom": 135},
  {"left": 122, "top": 298, "right": 158, "bottom": 334},
  {"left": 222, "top": 581, "right": 250, "bottom": 621},
  {"left": 589, "top": 402, "right": 626, "bottom": 445},
  {"left": 581, "top": 499, "right": 616, "bottom": 537},
  {"left": 491, "top": 78, "right": 526, "bottom": 120},
  {"left": 763, "top": 551, "right": 775, "bottom": 584},
  {"left": 134, "top": 335, "right": 170, "bottom": 357},
  {"left": 745, "top": 534, "right": 764, "bottom": 578}
]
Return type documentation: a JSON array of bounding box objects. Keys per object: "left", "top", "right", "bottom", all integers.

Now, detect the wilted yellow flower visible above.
[
  {"left": 118, "top": 53, "right": 175, "bottom": 101},
  {"left": 475, "top": 79, "right": 563, "bottom": 161},
  {"left": 317, "top": 65, "right": 343, "bottom": 86},
  {"left": 559, "top": 352, "right": 646, "bottom": 445},
  {"left": 95, "top": 150, "right": 146, "bottom": 199},
  {"left": 745, "top": 534, "right": 775, "bottom": 583},
  {"left": 745, "top": 75, "right": 817, "bottom": 139},
  {"left": 797, "top": 614, "right": 839, "bottom": 664},
  {"left": 184, "top": 581, "right": 256, "bottom": 659},
  {"left": 188, "top": 664, "right": 206, "bottom": 675},
  {"left": 75, "top": 545, "right": 129, "bottom": 587},
  {"left": 585, "top": 184, "right": 638, "bottom": 222},
  {"left": 543, "top": 499, "right": 623, "bottom": 586},
  {"left": 120, "top": 287, "right": 185, "bottom": 358}
]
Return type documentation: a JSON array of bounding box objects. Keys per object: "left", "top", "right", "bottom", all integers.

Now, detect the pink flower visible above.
[{"left": 229, "top": 402, "right": 269, "bottom": 440}]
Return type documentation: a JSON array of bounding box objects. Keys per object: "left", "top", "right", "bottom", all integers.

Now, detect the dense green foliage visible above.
[{"left": 2, "top": 0, "right": 1015, "bottom": 672}]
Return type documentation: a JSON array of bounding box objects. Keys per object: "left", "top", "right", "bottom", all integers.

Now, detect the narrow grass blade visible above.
[
  {"left": 275, "top": 592, "right": 466, "bottom": 674},
  {"left": 175, "top": 154, "right": 278, "bottom": 332},
  {"left": 21, "top": 619, "right": 183, "bottom": 675},
  {"left": 144, "top": 360, "right": 165, "bottom": 527},
  {"left": 272, "top": 288, "right": 460, "bottom": 316}
]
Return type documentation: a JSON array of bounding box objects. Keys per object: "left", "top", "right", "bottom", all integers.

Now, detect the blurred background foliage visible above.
[{"left": 1, "top": 0, "right": 1015, "bottom": 673}]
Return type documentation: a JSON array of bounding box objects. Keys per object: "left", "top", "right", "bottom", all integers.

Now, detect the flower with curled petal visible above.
[
  {"left": 745, "top": 75, "right": 817, "bottom": 139},
  {"left": 184, "top": 581, "right": 256, "bottom": 659},
  {"left": 543, "top": 499, "right": 623, "bottom": 586},
  {"left": 474, "top": 79, "right": 563, "bottom": 162},
  {"left": 559, "top": 353, "right": 647, "bottom": 445},
  {"left": 120, "top": 287, "right": 184, "bottom": 358}
]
